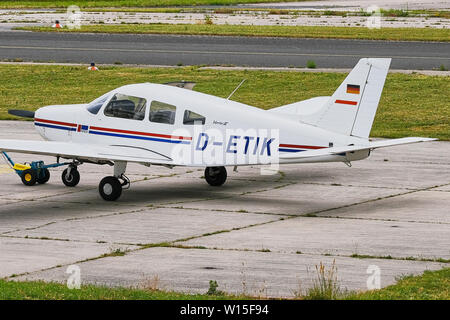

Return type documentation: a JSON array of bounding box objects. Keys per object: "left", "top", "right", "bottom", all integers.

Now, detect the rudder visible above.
[{"left": 351, "top": 58, "right": 391, "bottom": 138}]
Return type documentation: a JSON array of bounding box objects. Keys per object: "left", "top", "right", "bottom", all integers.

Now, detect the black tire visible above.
[
  {"left": 21, "top": 169, "right": 37, "bottom": 186},
  {"left": 37, "top": 168, "right": 50, "bottom": 184},
  {"left": 99, "top": 176, "right": 122, "bottom": 201},
  {"left": 62, "top": 167, "right": 80, "bottom": 187},
  {"left": 205, "top": 166, "right": 227, "bottom": 186}
]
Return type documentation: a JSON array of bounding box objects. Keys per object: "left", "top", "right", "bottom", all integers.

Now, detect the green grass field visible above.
[
  {"left": 1, "top": 268, "right": 448, "bottom": 299},
  {"left": 0, "top": 64, "right": 448, "bottom": 140},
  {"left": 348, "top": 268, "right": 450, "bottom": 300},
  {"left": 18, "top": 24, "right": 450, "bottom": 42},
  {"left": 0, "top": 0, "right": 298, "bottom": 9},
  {"left": 0, "top": 279, "right": 242, "bottom": 300}
]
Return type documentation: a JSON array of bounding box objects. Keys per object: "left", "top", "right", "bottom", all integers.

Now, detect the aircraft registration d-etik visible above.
[{"left": 0, "top": 58, "right": 436, "bottom": 201}]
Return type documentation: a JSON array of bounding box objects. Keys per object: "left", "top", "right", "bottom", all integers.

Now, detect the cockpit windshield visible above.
[{"left": 87, "top": 92, "right": 111, "bottom": 115}]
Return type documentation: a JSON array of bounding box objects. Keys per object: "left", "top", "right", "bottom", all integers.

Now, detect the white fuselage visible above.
[{"left": 34, "top": 83, "right": 370, "bottom": 167}]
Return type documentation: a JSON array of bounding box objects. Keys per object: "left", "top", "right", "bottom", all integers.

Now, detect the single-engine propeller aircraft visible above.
[{"left": 0, "top": 58, "right": 436, "bottom": 201}]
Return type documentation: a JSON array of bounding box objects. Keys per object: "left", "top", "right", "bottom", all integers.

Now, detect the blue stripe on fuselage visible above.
[
  {"left": 35, "top": 122, "right": 77, "bottom": 131},
  {"left": 89, "top": 130, "right": 190, "bottom": 144},
  {"left": 278, "top": 148, "right": 305, "bottom": 153}
]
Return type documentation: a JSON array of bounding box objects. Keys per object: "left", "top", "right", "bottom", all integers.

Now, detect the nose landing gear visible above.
[{"left": 62, "top": 165, "right": 80, "bottom": 187}]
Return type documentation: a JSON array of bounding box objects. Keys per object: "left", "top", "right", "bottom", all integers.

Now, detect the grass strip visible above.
[{"left": 17, "top": 24, "right": 450, "bottom": 42}]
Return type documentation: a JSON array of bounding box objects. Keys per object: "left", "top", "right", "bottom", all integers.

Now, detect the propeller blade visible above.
[{"left": 8, "top": 109, "right": 35, "bottom": 119}]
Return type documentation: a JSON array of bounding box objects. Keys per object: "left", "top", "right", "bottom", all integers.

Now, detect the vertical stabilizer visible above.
[{"left": 300, "top": 58, "right": 391, "bottom": 138}]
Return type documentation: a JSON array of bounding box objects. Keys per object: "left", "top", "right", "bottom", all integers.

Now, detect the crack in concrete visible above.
[
  {"left": 145, "top": 244, "right": 450, "bottom": 264},
  {"left": 0, "top": 234, "right": 143, "bottom": 248},
  {"left": 0, "top": 206, "right": 157, "bottom": 235},
  {"left": 155, "top": 205, "right": 294, "bottom": 217},
  {"left": 308, "top": 214, "right": 450, "bottom": 225},
  {"left": 289, "top": 181, "right": 428, "bottom": 191}
]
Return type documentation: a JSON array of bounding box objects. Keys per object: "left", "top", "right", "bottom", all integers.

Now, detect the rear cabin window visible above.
[
  {"left": 149, "top": 101, "right": 176, "bottom": 125},
  {"left": 183, "top": 110, "right": 206, "bottom": 125},
  {"left": 104, "top": 93, "right": 147, "bottom": 120}
]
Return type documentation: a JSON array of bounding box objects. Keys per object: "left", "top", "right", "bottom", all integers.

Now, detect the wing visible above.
[
  {"left": 279, "top": 137, "right": 437, "bottom": 160},
  {"left": 0, "top": 139, "right": 173, "bottom": 164}
]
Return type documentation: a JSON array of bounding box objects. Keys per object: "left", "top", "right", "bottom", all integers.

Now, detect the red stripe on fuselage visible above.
[
  {"left": 335, "top": 99, "right": 358, "bottom": 106},
  {"left": 89, "top": 126, "right": 192, "bottom": 141},
  {"left": 35, "top": 118, "right": 77, "bottom": 127},
  {"left": 279, "top": 144, "right": 326, "bottom": 149}
]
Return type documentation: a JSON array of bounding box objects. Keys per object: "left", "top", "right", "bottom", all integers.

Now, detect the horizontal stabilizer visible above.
[{"left": 279, "top": 137, "right": 437, "bottom": 160}]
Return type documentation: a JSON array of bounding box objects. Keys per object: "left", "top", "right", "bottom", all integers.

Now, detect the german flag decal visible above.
[{"left": 346, "top": 84, "right": 360, "bottom": 94}]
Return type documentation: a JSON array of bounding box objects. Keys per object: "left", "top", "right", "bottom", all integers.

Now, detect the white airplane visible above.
[{"left": 0, "top": 58, "right": 435, "bottom": 201}]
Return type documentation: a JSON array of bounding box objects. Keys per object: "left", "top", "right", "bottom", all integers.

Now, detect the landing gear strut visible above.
[
  {"left": 204, "top": 166, "right": 227, "bottom": 186},
  {"left": 98, "top": 161, "right": 129, "bottom": 201}
]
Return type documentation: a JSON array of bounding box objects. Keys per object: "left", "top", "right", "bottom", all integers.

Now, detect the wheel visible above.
[
  {"left": 37, "top": 168, "right": 50, "bottom": 184},
  {"left": 99, "top": 176, "right": 122, "bottom": 201},
  {"left": 205, "top": 166, "right": 227, "bottom": 186},
  {"left": 21, "top": 169, "right": 37, "bottom": 186},
  {"left": 62, "top": 167, "right": 80, "bottom": 187}
]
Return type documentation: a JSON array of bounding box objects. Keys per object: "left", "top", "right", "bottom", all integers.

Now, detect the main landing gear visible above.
[
  {"left": 98, "top": 161, "right": 130, "bottom": 201},
  {"left": 204, "top": 166, "right": 227, "bottom": 186}
]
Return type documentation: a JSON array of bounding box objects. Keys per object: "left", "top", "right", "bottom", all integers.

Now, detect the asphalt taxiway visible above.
[{"left": 0, "top": 31, "right": 449, "bottom": 70}]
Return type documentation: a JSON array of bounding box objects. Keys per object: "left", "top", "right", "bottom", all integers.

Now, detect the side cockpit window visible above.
[
  {"left": 104, "top": 93, "right": 147, "bottom": 120},
  {"left": 183, "top": 110, "right": 205, "bottom": 125},
  {"left": 149, "top": 101, "right": 176, "bottom": 125},
  {"left": 87, "top": 93, "right": 110, "bottom": 115}
]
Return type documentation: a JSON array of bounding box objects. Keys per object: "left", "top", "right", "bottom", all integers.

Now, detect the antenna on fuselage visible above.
[{"left": 227, "top": 79, "right": 246, "bottom": 100}]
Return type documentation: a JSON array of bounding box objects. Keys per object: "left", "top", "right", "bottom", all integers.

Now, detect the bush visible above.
[
  {"left": 304, "top": 260, "right": 344, "bottom": 300},
  {"left": 206, "top": 280, "right": 224, "bottom": 295},
  {"left": 306, "top": 60, "right": 316, "bottom": 69}
]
